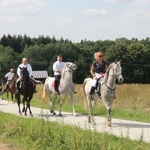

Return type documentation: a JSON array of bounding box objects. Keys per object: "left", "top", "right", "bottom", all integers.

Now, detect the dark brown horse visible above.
[
  {"left": 3, "top": 75, "right": 17, "bottom": 103},
  {"left": 16, "top": 67, "right": 35, "bottom": 116}
]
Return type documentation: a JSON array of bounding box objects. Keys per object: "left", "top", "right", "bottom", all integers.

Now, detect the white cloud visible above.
[
  {"left": 121, "top": 9, "right": 150, "bottom": 22},
  {"left": 58, "top": 17, "right": 72, "bottom": 25},
  {"left": 133, "top": 0, "right": 150, "bottom": 5},
  {"left": 0, "top": 0, "right": 47, "bottom": 13},
  {"left": 83, "top": 9, "right": 107, "bottom": 16}
]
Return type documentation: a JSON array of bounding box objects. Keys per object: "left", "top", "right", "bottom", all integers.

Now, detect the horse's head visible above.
[
  {"left": 19, "top": 67, "right": 29, "bottom": 79},
  {"left": 64, "top": 62, "right": 77, "bottom": 72},
  {"left": 113, "top": 60, "right": 124, "bottom": 83}
]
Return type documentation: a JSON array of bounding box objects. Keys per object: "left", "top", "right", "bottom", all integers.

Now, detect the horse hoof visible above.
[
  {"left": 30, "top": 114, "right": 33, "bottom": 117},
  {"left": 53, "top": 112, "right": 56, "bottom": 115},
  {"left": 50, "top": 110, "right": 54, "bottom": 113},
  {"left": 88, "top": 117, "right": 91, "bottom": 123},
  {"left": 108, "top": 121, "right": 112, "bottom": 127},
  {"left": 59, "top": 114, "right": 63, "bottom": 117},
  {"left": 74, "top": 113, "right": 78, "bottom": 117}
]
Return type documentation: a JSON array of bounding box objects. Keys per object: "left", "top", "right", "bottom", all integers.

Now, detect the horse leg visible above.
[
  {"left": 70, "top": 93, "right": 77, "bottom": 116},
  {"left": 11, "top": 93, "right": 15, "bottom": 103},
  {"left": 58, "top": 96, "right": 64, "bottom": 116},
  {"left": 16, "top": 94, "right": 21, "bottom": 114},
  {"left": 28, "top": 97, "right": 33, "bottom": 116},
  {"left": 7, "top": 92, "right": 9, "bottom": 103},
  {"left": 26, "top": 97, "right": 33, "bottom": 117},
  {"left": 49, "top": 94, "right": 56, "bottom": 115},
  {"left": 22, "top": 97, "right": 26, "bottom": 114},
  {"left": 107, "top": 108, "right": 112, "bottom": 127},
  {"left": 87, "top": 97, "right": 93, "bottom": 123}
]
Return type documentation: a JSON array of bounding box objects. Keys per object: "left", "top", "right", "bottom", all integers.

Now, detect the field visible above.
[
  {"left": 0, "top": 83, "right": 150, "bottom": 149},
  {"left": 1, "top": 83, "right": 150, "bottom": 123},
  {"left": 30, "top": 83, "right": 150, "bottom": 123}
]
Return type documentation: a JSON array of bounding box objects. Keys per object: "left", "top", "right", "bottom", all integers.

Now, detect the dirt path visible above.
[
  {"left": 0, "top": 143, "right": 16, "bottom": 150},
  {"left": 0, "top": 99, "right": 150, "bottom": 143}
]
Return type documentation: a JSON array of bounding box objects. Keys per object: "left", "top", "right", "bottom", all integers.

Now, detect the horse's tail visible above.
[
  {"left": 40, "top": 78, "right": 49, "bottom": 106},
  {"left": 83, "top": 78, "right": 91, "bottom": 110}
]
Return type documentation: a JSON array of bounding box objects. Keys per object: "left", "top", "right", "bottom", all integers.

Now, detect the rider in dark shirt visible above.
[{"left": 89, "top": 52, "right": 108, "bottom": 100}]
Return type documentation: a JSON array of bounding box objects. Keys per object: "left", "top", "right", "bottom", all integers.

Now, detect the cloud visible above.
[
  {"left": 104, "top": 0, "right": 150, "bottom": 4},
  {"left": 0, "top": 0, "right": 47, "bottom": 13},
  {"left": 133, "top": 0, "right": 150, "bottom": 5},
  {"left": 83, "top": 9, "right": 107, "bottom": 16},
  {"left": 58, "top": 17, "right": 72, "bottom": 25},
  {"left": 121, "top": 9, "right": 150, "bottom": 22}
]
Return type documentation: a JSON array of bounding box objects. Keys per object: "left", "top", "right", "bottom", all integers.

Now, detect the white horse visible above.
[
  {"left": 41, "top": 62, "right": 77, "bottom": 116},
  {"left": 83, "top": 60, "right": 123, "bottom": 126}
]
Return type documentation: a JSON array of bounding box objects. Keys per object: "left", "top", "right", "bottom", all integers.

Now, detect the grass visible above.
[
  {"left": 0, "top": 111, "right": 150, "bottom": 150},
  {"left": 1, "top": 83, "right": 150, "bottom": 123},
  {"left": 0, "top": 84, "right": 150, "bottom": 149},
  {"left": 30, "top": 83, "right": 150, "bottom": 123}
]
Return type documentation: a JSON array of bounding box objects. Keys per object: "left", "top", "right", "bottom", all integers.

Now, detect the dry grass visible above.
[{"left": 35, "top": 83, "right": 150, "bottom": 113}]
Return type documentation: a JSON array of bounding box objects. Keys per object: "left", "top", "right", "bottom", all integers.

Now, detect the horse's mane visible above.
[
  {"left": 61, "top": 68, "right": 65, "bottom": 79},
  {"left": 103, "top": 63, "right": 114, "bottom": 84},
  {"left": 61, "top": 63, "right": 67, "bottom": 79}
]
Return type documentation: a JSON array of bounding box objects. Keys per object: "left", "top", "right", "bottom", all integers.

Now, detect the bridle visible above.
[{"left": 105, "top": 62, "right": 122, "bottom": 92}]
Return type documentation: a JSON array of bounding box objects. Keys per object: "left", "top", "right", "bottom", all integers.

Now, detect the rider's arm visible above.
[{"left": 90, "top": 64, "right": 95, "bottom": 77}]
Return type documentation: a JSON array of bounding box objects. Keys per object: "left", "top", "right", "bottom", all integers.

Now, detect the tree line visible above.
[{"left": 0, "top": 34, "right": 150, "bottom": 84}]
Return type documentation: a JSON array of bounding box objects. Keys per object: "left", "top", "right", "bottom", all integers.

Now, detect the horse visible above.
[
  {"left": 83, "top": 60, "right": 123, "bottom": 126},
  {"left": 5, "top": 74, "right": 17, "bottom": 103},
  {"left": 16, "top": 67, "right": 35, "bottom": 116},
  {"left": 41, "top": 62, "right": 77, "bottom": 116}
]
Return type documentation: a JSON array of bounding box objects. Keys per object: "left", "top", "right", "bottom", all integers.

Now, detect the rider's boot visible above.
[
  {"left": 54, "top": 79, "right": 60, "bottom": 95},
  {"left": 96, "top": 85, "right": 101, "bottom": 99},
  {"left": 89, "top": 86, "right": 95, "bottom": 100}
]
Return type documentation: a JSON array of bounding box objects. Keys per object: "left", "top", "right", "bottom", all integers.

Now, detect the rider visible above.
[
  {"left": 53, "top": 54, "right": 64, "bottom": 94},
  {"left": 3, "top": 68, "right": 15, "bottom": 92},
  {"left": 89, "top": 52, "right": 108, "bottom": 100},
  {"left": 16, "top": 58, "right": 37, "bottom": 94}
]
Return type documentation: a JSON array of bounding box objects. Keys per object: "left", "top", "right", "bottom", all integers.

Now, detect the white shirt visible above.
[
  {"left": 17, "top": 63, "right": 33, "bottom": 77},
  {"left": 53, "top": 61, "right": 64, "bottom": 75},
  {"left": 5, "top": 72, "right": 15, "bottom": 81}
]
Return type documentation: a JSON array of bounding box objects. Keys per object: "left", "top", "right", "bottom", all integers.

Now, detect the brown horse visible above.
[{"left": 5, "top": 74, "right": 17, "bottom": 103}]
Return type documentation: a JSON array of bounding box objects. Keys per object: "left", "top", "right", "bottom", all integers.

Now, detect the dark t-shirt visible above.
[{"left": 93, "top": 60, "right": 107, "bottom": 73}]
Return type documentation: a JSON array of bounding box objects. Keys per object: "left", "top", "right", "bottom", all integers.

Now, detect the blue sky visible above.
[{"left": 0, "top": 0, "right": 150, "bottom": 42}]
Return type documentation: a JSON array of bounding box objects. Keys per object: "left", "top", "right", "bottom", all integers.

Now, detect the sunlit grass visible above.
[
  {"left": 0, "top": 111, "right": 150, "bottom": 150},
  {"left": 2, "top": 83, "right": 150, "bottom": 122}
]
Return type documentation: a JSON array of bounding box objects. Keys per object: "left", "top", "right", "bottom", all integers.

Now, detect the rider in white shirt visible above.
[
  {"left": 4, "top": 68, "right": 15, "bottom": 92},
  {"left": 53, "top": 54, "right": 64, "bottom": 94},
  {"left": 16, "top": 58, "right": 36, "bottom": 93}
]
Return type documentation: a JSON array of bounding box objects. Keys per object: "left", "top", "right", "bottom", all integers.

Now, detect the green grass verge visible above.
[{"left": 0, "top": 111, "right": 150, "bottom": 150}]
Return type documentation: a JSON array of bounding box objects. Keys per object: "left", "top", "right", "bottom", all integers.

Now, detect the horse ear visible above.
[
  {"left": 115, "top": 59, "right": 117, "bottom": 64},
  {"left": 19, "top": 67, "right": 22, "bottom": 70}
]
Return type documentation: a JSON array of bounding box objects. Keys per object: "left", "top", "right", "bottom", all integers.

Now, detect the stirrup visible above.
[
  {"left": 89, "top": 94, "right": 94, "bottom": 100},
  {"left": 97, "top": 91, "right": 101, "bottom": 99},
  {"left": 55, "top": 90, "right": 60, "bottom": 95},
  {"left": 15, "top": 89, "right": 20, "bottom": 94}
]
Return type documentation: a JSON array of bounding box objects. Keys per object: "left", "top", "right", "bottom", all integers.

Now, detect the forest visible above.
[{"left": 0, "top": 34, "right": 150, "bottom": 84}]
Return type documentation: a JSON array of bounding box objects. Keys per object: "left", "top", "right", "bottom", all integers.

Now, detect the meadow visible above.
[
  {"left": 31, "top": 83, "right": 150, "bottom": 123},
  {"left": 0, "top": 84, "right": 150, "bottom": 149}
]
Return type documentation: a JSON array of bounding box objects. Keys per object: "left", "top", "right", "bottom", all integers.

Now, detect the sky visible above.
[{"left": 0, "top": 0, "right": 150, "bottom": 42}]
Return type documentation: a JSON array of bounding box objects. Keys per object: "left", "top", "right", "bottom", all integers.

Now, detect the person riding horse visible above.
[
  {"left": 3, "top": 68, "right": 15, "bottom": 93},
  {"left": 89, "top": 52, "right": 108, "bottom": 100},
  {"left": 16, "top": 58, "right": 37, "bottom": 94},
  {"left": 53, "top": 54, "right": 64, "bottom": 95}
]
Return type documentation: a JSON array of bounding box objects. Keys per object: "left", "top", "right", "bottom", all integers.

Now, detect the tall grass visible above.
[
  {"left": 31, "top": 84, "right": 150, "bottom": 122},
  {"left": 0, "top": 111, "right": 150, "bottom": 150},
  {"left": 2, "top": 84, "right": 150, "bottom": 122}
]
